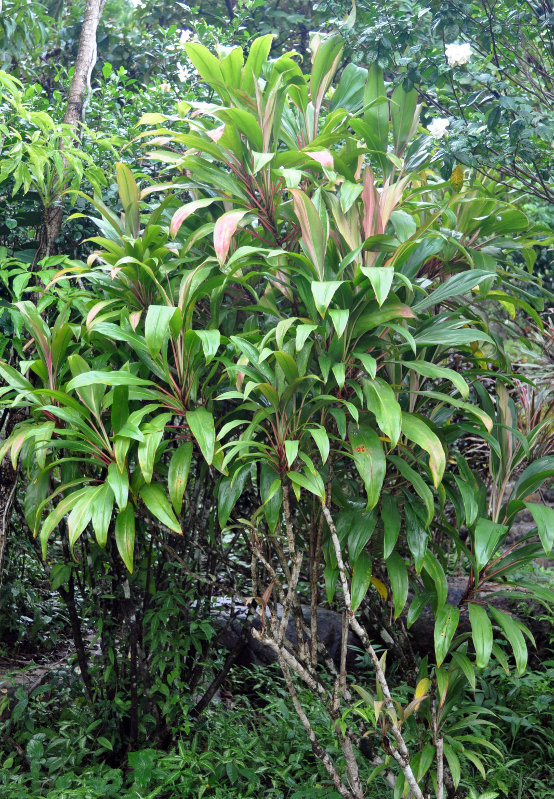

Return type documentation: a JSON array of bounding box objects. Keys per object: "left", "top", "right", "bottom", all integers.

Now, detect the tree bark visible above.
[{"left": 38, "top": 0, "right": 106, "bottom": 257}]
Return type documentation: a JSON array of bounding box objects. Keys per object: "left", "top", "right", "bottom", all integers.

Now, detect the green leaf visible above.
[
  {"left": 348, "top": 424, "right": 386, "bottom": 510},
  {"left": 443, "top": 744, "right": 461, "bottom": 789},
  {"left": 91, "top": 482, "right": 114, "bottom": 547},
  {"left": 386, "top": 552, "right": 408, "bottom": 620},
  {"left": 524, "top": 502, "right": 554, "bottom": 555},
  {"left": 422, "top": 550, "right": 447, "bottom": 612},
  {"left": 360, "top": 266, "right": 394, "bottom": 307},
  {"left": 348, "top": 512, "right": 376, "bottom": 562},
  {"left": 308, "top": 427, "right": 330, "bottom": 465},
  {"left": 260, "top": 463, "right": 282, "bottom": 534},
  {"left": 67, "top": 487, "right": 98, "bottom": 553},
  {"left": 381, "top": 494, "right": 401, "bottom": 559},
  {"left": 185, "top": 42, "right": 224, "bottom": 89},
  {"left": 107, "top": 461, "right": 129, "bottom": 511},
  {"left": 473, "top": 517, "right": 507, "bottom": 572},
  {"left": 362, "top": 378, "right": 401, "bottom": 447},
  {"left": 351, "top": 551, "right": 372, "bottom": 612},
  {"left": 218, "top": 465, "right": 250, "bottom": 528},
  {"left": 140, "top": 483, "right": 182, "bottom": 535},
  {"left": 168, "top": 442, "right": 193, "bottom": 515},
  {"left": 489, "top": 606, "right": 528, "bottom": 675},
  {"left": 284, "top": 440, "right": 299, "bottom": 468},
  {"left": 403, "top": 360, "right": 469, "bottom": 399},
  {"left": 66, "top": 371, "right": 154, "bottom": 390},
  {"left": 468, "top": 603, "right": 493, "bottom": 669},
  {"left": 388, "top": 456, "right": 434, "bottom": 527},
  {"left": 401, "top": 412, "right": 445, "bottom": 487},
  {"left": 413, "top": 270, "right": 495, "bottom": 312},
  {"left": 391, "top": 85, "right": 418, "bottom": 155},
  {"left": 138, "top": 430, "right": 164, "bottom": 485},
  {"left": 145, "top": 305, "right": 178, "bottom": 358},
  {"left": 115, "top": 503, "right": 135, "bottom": 573},
  {"left": 434, "top": 604, "right": 460, "bottom": 666},
  {"left": 311, "top": 281, "right": 342, "bottom": 317},
  {"left": 116, "top": 162, "right": 140, "bottom": 237},
  {"left": 405, "top": 503, "right": 427, "bottom": 572},
  {"left": 186, "top": 407, "right": 215, "bottom": 465},
  {"left": 363, "top": 65, "right": 388, "bottom": 153},
  {"left": 195, "top": 329, "right": 221, "bottom": 364},
  {"left": 287, "top": 469, "right": 325, "bottom": 502},
  {"left": 241, "top": 34, "right": 274, "bottom": 94}
]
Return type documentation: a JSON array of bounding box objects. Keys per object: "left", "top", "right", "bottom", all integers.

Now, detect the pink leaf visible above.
[
  {"left": 169, "top": 198, "right": 218, "bottom": 237},
  {"left": 129, "top": 311, "right": 142, "bottom": 331},
  {"left": 206, "top": 124, "right": 225, "bottom": 141},
  {"left": 213, "top": 210, "right": 249, "bottom": 265},
  {"left": 305, "top": 150, "right": 334, "bottom": 169}
]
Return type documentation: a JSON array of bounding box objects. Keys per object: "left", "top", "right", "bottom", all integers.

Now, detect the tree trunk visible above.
[
  {"left": 64, "top": 0, "right": 106, "bottom": 128},
  {"left": 37, "top": 0, "right": 106, "bottom": 257}
]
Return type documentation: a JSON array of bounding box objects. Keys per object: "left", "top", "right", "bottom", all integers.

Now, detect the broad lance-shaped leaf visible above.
[
  {"left": 168, "top": 442, "right": 193, "bottom": 515},
  {"left": 386, "top": 552, "right": 408, "bottom": 620},
  {"left": 401, "top": 412, "right": 445, "bottom": 487},
  {"left": 115, "top": 503, "right": 135, "bottom": 573},
  {"left": 311, "top": 281, "right": 342, "bottom": 317},
  {"left": 468, "top": 603, "right": 493, "bottom": 669},
  {"left": 348, "top": 424, "right": 385, "bottom": 510},
  {"left": 361, "top": 265, "right": 394, "bottom": 307},
  {"left": 473, "top": 517, "right": 508, "bottom": 572},
  {"left": 139, "top": 483, "right": 182, "bottom": 534},
  {"left": 403, "top": 360, "right": 469, "bottom": 399},
  {"left": 434, "top": 604, "right": 460, "bottom": 667},
  {"left": 362, "top": 378, "right": 401, "bottom": 447},
  {"left": 489, "top": 606, "right": 529, "bottom": 675},
  {"left": 186, "top": 407, "right": 215, "bottom": 465},
  {"left": 107, "top": 461, "right": 129, "bottom": 510},
  {"left": 422, "top": 550, "right": 447, "bottom": 612},
  {"left": 67, "top": 486, "right": 101, "bottom": 553},
  {"left": 381, "top": 494, "right": 401, "bottom": 559},
  {"left": 214, "top": 210, "right": 249, "bottom": 266},
  {"left": 290, "top": 189, "right": 326, "bottom": 278},
  {"left": 170, "top": 197, "right": 219, "bottom": 237},
  {"left": 91, "top": 483, "right": 114, "bottom": 547},
  {"left": 145, "top": 305, "right": 179, "bottom": 359},
  {"left": 116, "top": 162, "right": 140, "bottom": 237},
  {"left": 351, "top": 551, "right": 372, "bottom": 612},
  {"left": 524, "top": 502, "right": 554, "bottom": 554},
  {"left": 218, "top": 465, "right": 251, "bottom": 528}
]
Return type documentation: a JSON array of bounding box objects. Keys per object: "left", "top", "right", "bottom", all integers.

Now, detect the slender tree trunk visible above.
[{"left": 39, "top": 0, "right": 106, "bottom": 257}]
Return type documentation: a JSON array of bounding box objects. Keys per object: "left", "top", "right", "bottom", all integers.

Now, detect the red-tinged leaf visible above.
[
  {"left": 304, "top": 149, "right": 334, "bottom": 169},
  {"left": 213, "top": 210, "right": 250, "bottom": 265},
  {"left": 290, "top": 189, "right": 326, "bottom": 278},
  {"left": 170, "top": 198, "right": 219, "bottom": 237}
]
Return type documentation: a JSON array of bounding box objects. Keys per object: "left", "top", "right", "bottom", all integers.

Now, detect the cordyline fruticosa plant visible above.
[{"left": 1, "top": 31, "right": 554, "bottom": 799}]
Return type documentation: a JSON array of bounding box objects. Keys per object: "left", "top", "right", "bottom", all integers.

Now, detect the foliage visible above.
[{"left": 0, "top": 28, "right": 553, "bottom": 798}]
